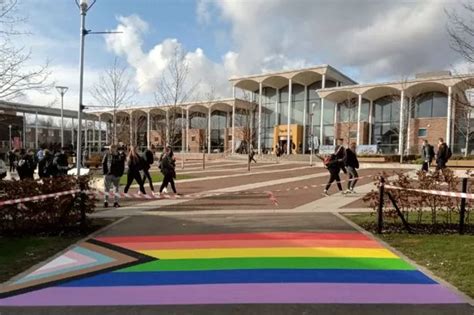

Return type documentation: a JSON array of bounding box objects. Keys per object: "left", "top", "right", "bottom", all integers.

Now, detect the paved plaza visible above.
[{"left": 1, "top": 160, "right": 473, "bottom": 314}]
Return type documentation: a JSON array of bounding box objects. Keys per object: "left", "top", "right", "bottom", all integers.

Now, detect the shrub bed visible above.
[
  {"left": 363, "top": 169, "right": 473, "bottom": 234},
  {"left": 0, "top": 176, "right": 95, "bottom": 235}
]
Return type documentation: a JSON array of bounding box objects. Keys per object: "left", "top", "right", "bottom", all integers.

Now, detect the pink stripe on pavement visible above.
[{"left": 0, "top": 283, "right": 464, "bottom": 306}]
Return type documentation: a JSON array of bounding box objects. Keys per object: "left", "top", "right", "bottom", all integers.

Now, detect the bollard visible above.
[
  {"left": 377, "top": 176, "right": 385, "bottom": 234},
  {"left": 459, "top": 177, "right": 468, "bottom": 235},
  {"left": 202, "top": 152, "right": 205, "bottom": 170},
  {"left": 181, "top": 153, "right": 184, "bottom": 170}
]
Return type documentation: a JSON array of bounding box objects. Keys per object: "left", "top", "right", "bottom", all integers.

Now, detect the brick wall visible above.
[{"left": 408, "top": 118, "right": 446, "bottom": 154}]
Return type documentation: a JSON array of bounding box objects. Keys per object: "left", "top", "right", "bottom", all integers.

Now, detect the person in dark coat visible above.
[
  {"left": 124, "top": 145, "right": 146, "bottom": 194},
  {"left": 53, "top": 147, "right": 69, "bottom": 176},
  {"left": 102, "top": 144, "right": 126, "bottom": 208},
  {"left": 8, "top": 149, "right": 17, "bottom": 173},
  {"left": 436, "top": 138, "right": 450, "bottom": 171},
  {"left": 335, "top": 138, "right": 347, "bottom": 174},
  {"left": 142, "top": 148, "right": 155, "bottom": 192},
  {"left": 421, "top": 139, "right": 435, "bottom": 172},
  {"left": 344, "top": 142, "right": 360, "bottom": 193},
  {"left": 249, "top": 150, "right": 257, "bottom": 163},
  {"left": 322, "top": 154, "right": 345, "bottom": 196},
  {"left": 17, "top": 149, "right": 37, "bottom": 180},
  {"left": 38, "top": 149, "right": 55, "bottom": 178},
  {"left": 158, "top": 145, "right": 178, "bottom": 195}
]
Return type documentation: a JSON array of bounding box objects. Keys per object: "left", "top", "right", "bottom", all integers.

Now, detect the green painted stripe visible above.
[{"left": 118, "top": 257, "right": 415, "bottom": 272}]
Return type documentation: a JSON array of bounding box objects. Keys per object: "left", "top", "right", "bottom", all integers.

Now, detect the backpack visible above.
[
  {"left": 446, "top": 146, "right": 452, "bottom": 160},
  {"left": 145, "top": 150, "right": 154, "bottom": 165}
]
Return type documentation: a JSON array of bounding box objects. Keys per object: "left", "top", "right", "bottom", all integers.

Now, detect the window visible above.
[
  {"left": 154, "top": 137, "right": 159, "bottom": 141},
  {"left": 349, "top": 131, "right": 357, "bottom": 138},
  {"left": 191, "top": 136, "right": 196, "bottom": 142},
  {"left": 338, "top": 99, "right": 358, "bottom": 123},
  {"left": 228, "top": 135, "right": 232, "bottom": 141},
  {"left": 48, "top": 130, "right": 54, "bottom": 137},
  {"left": 415, "top": 92, "right": 448, "bottom": 118},
  {"left": 418, "top": 128, "right": 427, "bottom": 137}
]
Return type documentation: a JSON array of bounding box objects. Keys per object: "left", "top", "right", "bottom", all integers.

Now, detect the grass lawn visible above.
[
  {"left": 0, "top": 236, "right": 81, "bottom": 283},
  {"left": 344, "top": 213, "right": 474, "bottom": 298},
  {"left": 119, "top": 173, "right": 192, "bottom": 185},
  {"left": 0, "top": 219, "right": 114, "bottom": 283}
]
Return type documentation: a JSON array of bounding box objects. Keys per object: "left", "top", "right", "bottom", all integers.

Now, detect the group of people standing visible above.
[
  {"left": 102, "top": 145, "right": 178, "bottom": 208},
  {"left": 322, "top": 139, "right": 360, "bottom": 196},
  {"left": 421, "top": 138, "right": 452, "bottom": 172},
  {"left": 6, "top": 147, "right": 69, "bottom": 180}
]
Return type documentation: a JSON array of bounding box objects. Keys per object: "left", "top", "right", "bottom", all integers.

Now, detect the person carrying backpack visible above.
[
  {"left": 158, "top": 145, "right": 178, "bottom": 196},
  {"left": 436, "top": 138, "right": 451, "bottom": 171},
  {"left": 142, "top": 148, "right": 155, "bottom": 193},
  {"left": 421, "top": 140, "right": 435, "bottom": 172},
  {"left": 322, "top": 153, "right": 346, "bottom": 196}
]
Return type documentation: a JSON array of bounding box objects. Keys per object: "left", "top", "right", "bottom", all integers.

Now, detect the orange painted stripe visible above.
[
  {"left": 97, "top": 232, "right": 370, "bottom": 244},
  {"left": 112, "top": 239, "right": 382, "bottom": 250}
]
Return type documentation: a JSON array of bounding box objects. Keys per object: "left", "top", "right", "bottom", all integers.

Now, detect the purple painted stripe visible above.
[{"left": 0, "top": 283, "right": 464, "bottom": 306}]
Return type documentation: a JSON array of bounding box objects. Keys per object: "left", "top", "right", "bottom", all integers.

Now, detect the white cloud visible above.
[
  {"left": 199, "top": 0, "right": 469, "bottom": 82},
  {"left": 105, "top": 15, "right": 234, "bottom": 100}
]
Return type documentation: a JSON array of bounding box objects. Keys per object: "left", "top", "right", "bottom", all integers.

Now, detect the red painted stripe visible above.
[
  {"left": 97, "top": 232, "right": 370, "bottom": 244},
  {"left": 111, "top": 239, "right": 382, "bottom": 250}
]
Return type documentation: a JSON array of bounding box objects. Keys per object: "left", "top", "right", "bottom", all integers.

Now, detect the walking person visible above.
[
  {"left": 158, "top": 145, "right": 178, "bottom": 196},
  {"left": 142, "top": 147, "right": 155, "bottom": 193},
  {"left": 345, "top": 142, "right": 359, "bottom": 193},
  {"left": 249, "top": 149, "right": 257, "bottom": 163},
  {"left": 102, "top": 145, "right": 126, "bottom": 208},
  {"left": 435, "top": 138, "right": 451, "bottom": 171},
  {"left": 123, "top": 145, "right": 146, "bottom": 194},
  {"left": 322, "top": 153, "right": 345, "bottom": 196},
  {"left": 421, "top": 139, "right": 435, "bottom": 172},
  {"left": 335, "top": 138, "right": 347, "bottom": 174}
]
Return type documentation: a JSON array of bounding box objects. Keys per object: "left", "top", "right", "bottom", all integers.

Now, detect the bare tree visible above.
[
  {"left": 446, "top": 3, "right": 474, "bottom": 156},
  {"left": 0, "top": 0, "right": 51, "bottom": 100},
  {"left": 154, "top": 46, "right": 198, "bottom": 148},
  {"left": 90, "top": 58, "right": 137, "bottom": 144}
]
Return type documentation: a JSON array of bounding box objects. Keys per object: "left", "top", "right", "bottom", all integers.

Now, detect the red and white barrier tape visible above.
[
  {"left": 0, "top": 174, "right": 377, "bottom": 208},
  {"left": 384, "top": 184, "right": 474, "bottom": 200},
  {"left": 0, "top": 189, "right": 81, "bottom": 207}
]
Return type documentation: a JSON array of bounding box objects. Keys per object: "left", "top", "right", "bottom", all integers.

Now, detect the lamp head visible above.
[
  {"left": 80, "top": 0, "right": 88, "bottom": 10},
  {"left": 55, "top": 86, "right": 69, "bottom": 95}
]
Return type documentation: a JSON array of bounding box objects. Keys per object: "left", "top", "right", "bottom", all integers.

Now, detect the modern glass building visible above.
[{"left": 90, "top": 65, "right": 474, "bottom": 155}]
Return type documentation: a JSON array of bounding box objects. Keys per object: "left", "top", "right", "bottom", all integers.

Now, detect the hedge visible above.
[{"left": 0, "top": 176, "right": 95, "bottom": 235}]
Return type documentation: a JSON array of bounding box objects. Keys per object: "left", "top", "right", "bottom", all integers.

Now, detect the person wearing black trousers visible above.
[
  {"left": 142, "top": 148, "right": 155, "bottom": 192},
  {"left": 345, "top": 142, "right": 360, "bottom": 193},
  {"left": 158, "top": 145, "right": 178, "bottom": 195},
  {"left": 124, "top": 145, "right": 146, "bottom": 194},
  {"left": 322, "top": 153, "right": 346, "bottom": 196}
]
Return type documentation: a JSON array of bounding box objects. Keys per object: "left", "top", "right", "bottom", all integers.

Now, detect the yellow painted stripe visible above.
[{"left": 140, "top": 247, "right": 397, "bottom": 259}]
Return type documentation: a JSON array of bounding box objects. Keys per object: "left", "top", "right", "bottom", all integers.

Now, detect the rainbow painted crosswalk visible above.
[{"left": 0, "top": 231, "right": 465, "bottom": 306}]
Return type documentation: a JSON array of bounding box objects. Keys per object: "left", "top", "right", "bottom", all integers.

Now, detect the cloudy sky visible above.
[{"left": 12, "top": 0, "right": 472, "bottom": 110}]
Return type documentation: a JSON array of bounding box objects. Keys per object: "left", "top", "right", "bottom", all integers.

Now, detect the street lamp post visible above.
[
  {"left": 310, "top": 103, "right": 315, "bottom": 166},
  {"left": 8, "top": 124, "right": 12, "bottom": 151},
  {"left": 56, "top": 86, "right": 68, "bottom": 148}
]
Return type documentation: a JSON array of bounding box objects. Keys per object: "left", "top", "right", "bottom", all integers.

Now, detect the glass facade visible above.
[
  {"left": 415, "top": 92, "right": 448, "bottom": 118},
  {"left": 372, "top": 96, "right": 400, "bottom": 154}
]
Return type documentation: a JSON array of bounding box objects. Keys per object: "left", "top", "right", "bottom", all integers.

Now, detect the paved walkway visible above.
[{"left": 1, "top": 213, "right": 472, "bottom": 314}]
